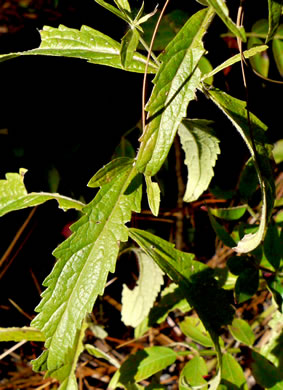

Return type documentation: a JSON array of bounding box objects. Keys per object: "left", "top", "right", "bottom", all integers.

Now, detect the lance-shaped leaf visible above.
[
  {"left": 266, "top": 0, "right": 283, "bottom": 42},
  {"left": 205, "top": 0, "right": 246, "bottom": 42},
  {"left": 0, "top": 169, "right": 84, "bottom": 216},
  {"left": 136, "top": 7, "right": 215, "bottom": 176},
  {"left": 210, "top": 205, "right": 247, "bottom": 221},
  {"left": 145, "top": 176, "right": 161, "bottom": 216},
  {"left": 205, "top": 87, "right": 275, "bottom": 253},
  {"left": 94, "top": 0, "right": 129, "bottom": 23},
  {"left": 121, "top": 249, "right": 163, "bottom": 328},
  {"left": 178, "top": 119, "right": 220, "bottom": 202},
  {"left": 31, "top": 162, "right": 142, "bottom": 383},
  {"left": 0, "top": 327, "right": 45, "bottom": 342},
  {"left": 272, "top": 24, "right": 283, "bottom": 77},
  {"left": 121, "top": 28, "right": 140, "bottom": 69},
  {"left": 0, "top": 25, "right": 157, "bottom": 74}
]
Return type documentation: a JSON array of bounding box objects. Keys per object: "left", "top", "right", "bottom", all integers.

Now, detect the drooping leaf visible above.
[
  {"left": 205, "top": 86, "right": 275, "bottom": 253},
  {"left": 266, "top": 0, "right": 283, "bottom": 42},
  {"left": 179, "top": 356, "right": 208, "bottom": 390},
  {"left": 178, "top": 119, "right": 220, "bottom": 202},
  {"left": 207, "top": 209, "right": 236, "bottom": 248},
  {"left": 0, "top": 327, "right": 45, "bottom": 342},
  {"left": 220, "top": 353, "right": 248, "bottom": 389},
  {"left": 248, "top": 20, "right": 269, "bottom": 77},
  {"left": 251, "top": 350, "right": 283, "bottom": 389},
  {"left": 205, "top": 0, "right": 246, "bottom": 42},
  {"left": 202, "top": 45, "right": 268, "bottom": 81},
  {"left": 109, "top": 346, "right": 177, "bottom": 388},
  {"left": 210, "top": 205, "right": 247, "bottom": 221},
  {"left": 179, "top": 316, "right": 214, "bottom": 347},
  {"left": 228, "top": 318, "right": 255, "bottom": 346},
  {"left": 136, "top": 7, "right": 215, "bottom": 176},
  {"left": 85, "top": 344, "right": 120, "bottom": 368},
  {"left": 31, "top": 163, "right": 142, "bottom": 383},
  {"left": 121, "top": 249, "right": 164, "bottom": 327},
  {"left": 121, "top": 28, "right": 140, "bottom": 69},
  {"left": 0, "top": 25, "right": 158, "bottom": 74},
  {"left": 145, "top": 176, "right": 161, "bottom": 216},
  {"left": 0, "top": 169, "right": 84, "bottom": 216}
]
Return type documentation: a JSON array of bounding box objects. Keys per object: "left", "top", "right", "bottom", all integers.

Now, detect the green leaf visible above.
[
  {"left": 0, "top": 169, "right": 84, "bottom": 216},
  {"left": 227, "top": 255, "right": 253, "bottom": 276},
  {"left": 113, "top": 0, "right": 131, "bottom": 13},
  {"left": 267, "top": 276, "right": 283, "bottom": 312},
  {"left": 251, "top": 350, "right": 283, "bottom": 389},
  {"left": 273, "top": 139, "right": 283, "bottom": 164},
  {"left": 228, "top": 318, "right": 255, "bottom": 346},
  {"left": 264, "top": 222, "right": 282, "bottom": 270},
  {"left": 109, "top": 346, "right": 177, "bottom": 388},
  {"left": 198, "top": 56, "right": 214, "bottom": 85},
  {"left": 129, "top": 228, "right": 234, "bottom": 335},
  {"left": 179, "top": 356, "right": 208, "bottom": 390},
  {"left": 31, "top": 164, "right": 142, "bottom": 382},
  {"left": 180, "top": 317, "right": 214, "bottom": 347},
  {"left": 207, "top": 209, "right": 236, "bottom": 248},
  {"left": 0, "top": 327, "right": 45, "bottom": 342},
  {"left": 136, "top": 7, "right": 215, "bottom": 176},
  {"left": 272, "top": 26, "right": 283, "bottom": 77},
  {"left": 248, "top": 20, "right": 269, "bottom": 77},
  {"left": 178, "top": 119, "right": 220, "bottom": 203},
  {"left": 238, "top": 158, "right": 259, "bottom": 201},
  {"left": 260, "top": 310, "right": 283, "bottom": 367},
  {"left": 145, "top": 176, "right": 161, "bottom": 216},
  {"left": 0, "top": 25, "right": 158, "bottom": 74},
  {"left": 202, "top": 45, "right": 268, "bottom": 81},
  {"left": 87, "top": 157, "right": 133, "bottom": 188},
  {"left": 221, "top": 353, "right": 248, "bottom": 389},
  {"left": 94, "top": 0, "right": 129, "bottom": 23},
  {"left": 267, "top": 0, "right": 283, "bottom": 42},
  {"left": 121, "top": 249, "right": 164, "bottom": 327},
  {"left": 121, "top": 28, "right": 140, "bottom": 68},
  {"left": 85, "top": 344, "right": 120, "bottom": 368},
  {"left": 205, "top": 87, "right": 275, "bottom": 253},
  {"left": 205, "top": 0, "right": 246, "bottom": 42},
  {"left": 235, "top": 268, "right": 259, "bottom": 303},
  {"left": 210, "top": 205, "right": 247, "bottom": 221}
]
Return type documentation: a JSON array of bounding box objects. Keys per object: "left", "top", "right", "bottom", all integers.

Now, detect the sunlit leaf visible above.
[
  {"left": 180, "top": 316, "right": 214, "bottom": 347},
  {"left": 0, "top": 169, "right": 84, "bottom": 216},
  {"left": 221, "top": 353, "right": 248, "bottom": 389},
  {"left": 273, "top": 139, "right": 283, "bottom": 164},
  {"left": 0, "top": 25, "right": 158, "bottom": 74},
  {"left": 85, "top": 344, "right": 120, "bottom": 368},
  {"left": 178, "top": 119, "right": 220, "bottom": 202},
  {"left": 121, "top": 249, "right": 164, "bottom": 327},
  {"left": 0, "top": 327, "right": 45, "bottom": 342},
  {"left": 121, "top": 28, "right": 140, "bottom": 69},
  {"left": 266, "top": 0, "right": 283, "bottom": 42},
  {"left": 228, "top": 318, "right": 255, "bottom": 346},
  {"left": 210, "top": 205, "right": 247, "bottom": 221},
  {"left": 94, "top": 0, "right": 129, "bottom": 23},
  {"left": 114, "top": 0, "right": 131, "bottom": 13},
  {"left": 31, "top": 163, "right": 142, "bottom": 382},
  {"left": 136, "top": 7, "right": 215, "bottom": 176},
  {"left": 179, "top": 356, "right": 208, "bottom": 390},
  {"left": 248, "top": 20, "right": 269, "bottom": 77},
  {"left": 145, "top": 176, "right": 161, "bottom": 216}
]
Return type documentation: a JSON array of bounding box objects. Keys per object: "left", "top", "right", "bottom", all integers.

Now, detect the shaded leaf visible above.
[
  {"left": 228, "top": 318, "right": 255, "bottom": 346},
  {"left": 238, "top": 158, "right": 259, "bottom": 200},
  {"left": 145, "top": 176, "right": 161, "bottom": 216},
  {"left": 0, "top": 25, "right": 158, "bottom": 74},
  {"left": 180, "top": 316, "right": 214, "bottom": 347},
  {"left": 266, "top": 276, "right": 283, "bottom": 312},
  {"left": 251, "top": 350, "right": 283, "bottom": 389},
  {"left": 121, "top": 249, "right": 164, "bottom": 327},
  {"left": 227, "top": 255, "right": 253, "bottom": 276},
  {"left": 266, "top": 0, "right": 283, "bottom": 42},
  {"left": 207, "top": 209, "right": 236, "bottom": 248},
  {"left": 260, "top": 310, "right": 283, "bottom": 367},
  {"left": 179, "top": 356, "right": 208, "bottom": 390},
  {"left": 178, "top": 119, "right": 220, "bottom": 202},
  {"left": 198, "top": 56, "right": 214, "bottom": 85},
  {"left": 136, "top": 7, "right": 215, "bottom": 176},
  {"left": 210, "top": 205, "right": 247, "bottom": 221},
  {"left": 0, "top": 169, "right": 84, "bottom": 216},
  {"left": 235, "top": 268, "right": 259, "bottom": 303},
  {"left": 221, "top": 353, "right": 247, "bottom": 389},
  {"left": 88, "top": 157, "right": 133, "bottom": 188},
  {"left": 248, "top": 20, "right": 269, "bottom": 77},
  {"left": 264, "top": 222, "right": 282, "bottom": 270},
  {"left": 0, "top": 327, "right": 45, "bottom": 342},
  {"left": 31, "top": 165, "right": 142, "bottom": 382},
  {"left": 272, "top": 27, "right": 283, "bottom": 77}
]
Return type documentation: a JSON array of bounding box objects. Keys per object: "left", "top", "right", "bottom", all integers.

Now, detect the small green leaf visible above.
[
  {"left": 179, "top": 356, "right": 208, "bottom": 390},
  {"left": 0, "top": 25, "right": 158, "bottom": 74},
  {"left": 221, "top": 353, "right": 248, "bottom": 389},
  {"left": 207, "top": 209, "right": 236, "bottom": 248},
  {"left": 264, "top": 222, "right": 282, "bottom": 270},
  {"left": 87, "top": 157, "right": 133, "bottom": 187},
  {"left": 251, "top": 350, "right": 283, "bottom": 389},
  {"left": 205, "top": 0, "right": 246, "bottom": 42},
  {"left": 94, "top": 0, "right": 129, "bottom": 23},
  {"left": 210, "top": 205, "right": 247, "bottom": 221},
  {"left": 180, "top": 317, "right": 214, "bottom": 347},
  {"left": 235, "top": 268, "right": 259, "bottom": 303},
  {"left": 202, "top": 45, "right": 268, "bottom": 81},
  {"left": 273, "top": 139, "right": 283, "bottom": 164},
  {"left": 272, "top": 27, "right": 283, "bottom": 77},
  {"left": 198, "top": 56, "right": 214, "bottom": 85},
  {"left": 238, "top": 158, "right": 259, "bottom": 200},
  {"left": 0, "top": 169, "right": 84, "bottom": 216},
  {"left": 136, "top": 7, "right": 215, "bottom": 176},
  {"left": 109, "top": 346, "right": 177, "bottom": 388},
  {"left": 248, "top": 20, "right": 269, "bottom": 77},
  {"left": 228, "top": 318, "right": 255, "bottom": 346},
  {"left": 178, "top": 119, "right": 220, "bottom": 203},
  {"left": 113, "top": 0, "right": 131, "bottom": 13},
  {"left": 145, "top": 176, "right": 161, "bottom": 216},
  {"left": 121, "top": 28, "right": 140, "bottom": 68},
  {"left": 266, "top": 276, "right": 283, "bottom": 312},
  {"left": 266, "top": 0, "right": 283, "bottom": 42},
  {"left": 0, "top": 327, "right": 45, "bottom": 342},
  {"left": 85, "top": 344, "right": 120, "bottom": 368},
  {"left": 121, "top": 249, "right": 164, "bottom": 328}
]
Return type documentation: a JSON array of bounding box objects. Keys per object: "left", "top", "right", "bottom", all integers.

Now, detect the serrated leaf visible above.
[
  {"left": 136, "top": 7, "right": 215, "bottom": 176},
  {"left": 121, "top": 28, "right": 140, "bottom": 68},
  {"left": 180, "top": 316, "right": 214, "bottom": 347},
  {"left": 202, "top": 45, "right": 268, "bottom": 81},
  {"left": 0, "top": 327, "right": 45, "bottom": 342},
  {"left": 205, "top": 87, "right": 275, "bottom": 253},
  {"left": 145, "top": 176, "right": 160, "bottom": 216},
  {"left": 210, "top": 205, "right": 247, "bottom": 221},
  {"left": 85, "top": 344, "right": 120, "bottom": 368},
  {"left": 0, "top": 169, "right": 84, "bottom": 216},
  {"left": 221, "top": 353, "right": 248, "bottom": 389},
  {"left": 266, "top": 0, "right": 283, "bottom": 42},
  {"left": 31, "top": 165, "right": 142, "bottom": 383},
  {"left": 87, "top": 157, "right": 133, "bottom": 188},
  {"left": 228, "top": 318, "right": 255, "bottom": 346},
  {"left": 0, "top": 25, "right": 158, "bottom": 74},
  {"left": 205, "top": 0, "right": 246, "bottom": 42},
  {"left": 179, "top": 356, "right": 208, "bottom": 390},
  {"left": 121, "top": 249, "right": 164, "bottom": 327},
  {"left": 178, "top": 119, "right": 220, "bottom": 202},
  {"left": 109, "top": 346, "right": 177, "bottom": 388}
]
